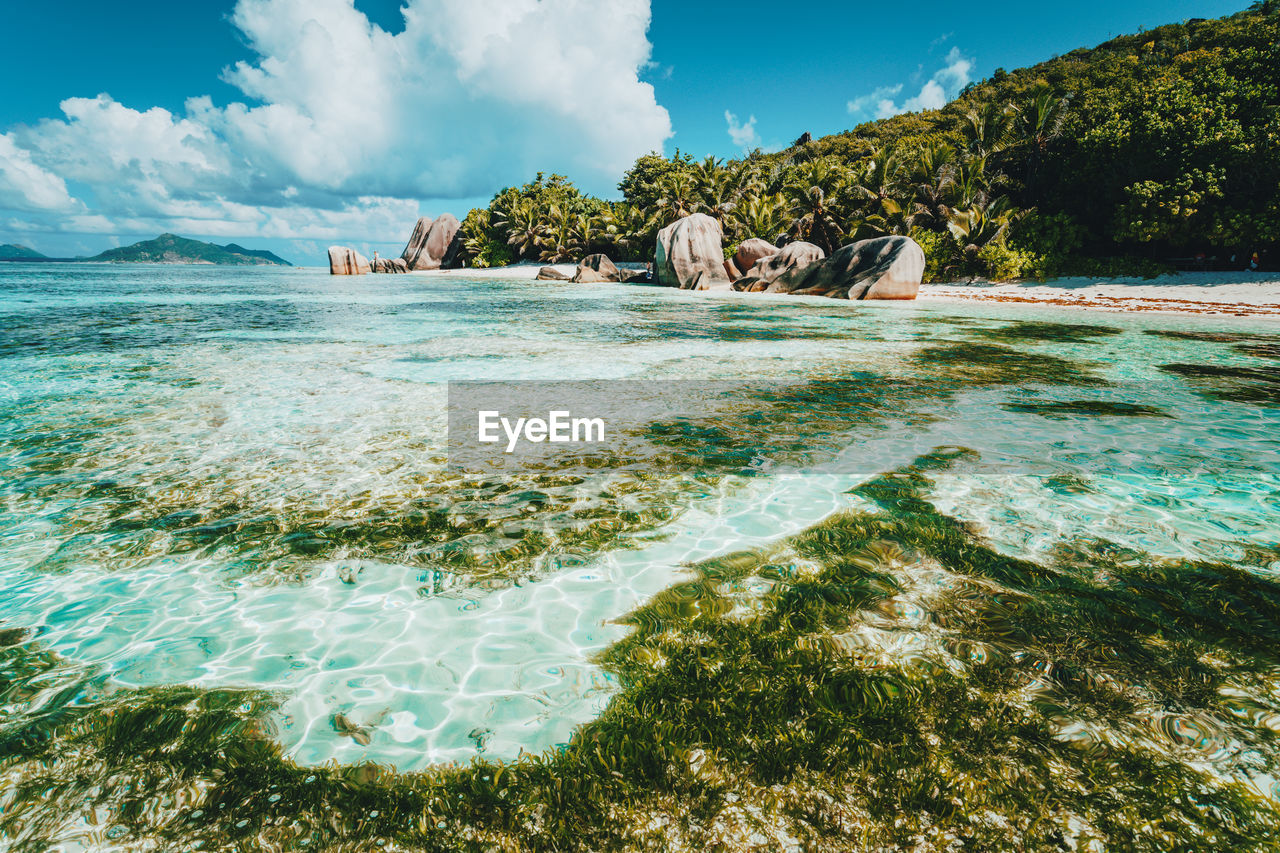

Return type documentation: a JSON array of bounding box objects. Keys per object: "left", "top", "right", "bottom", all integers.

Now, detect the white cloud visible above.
[
  {"left": 0, "top": 0, "right": 672, "bottom": 250},
  {"left": 847, "top": 47, "right": 974, "bottom": 120},
  {"left": 0, "top": 133, "right": 81, "bottom": 213},
  {"left": 724, "top": 110, "right": 760, "bottom": 149},
  {"left": 846, "top": 85, "right": 903, "bottom": 122}
]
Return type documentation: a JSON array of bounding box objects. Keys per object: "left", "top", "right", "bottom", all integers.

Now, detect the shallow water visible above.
[{"left": 1, "top": 263, "right": 1279, "bottom": 849}]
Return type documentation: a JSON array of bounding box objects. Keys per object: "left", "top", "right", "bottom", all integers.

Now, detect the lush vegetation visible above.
[
  {"left": 458, "top": 2, "right": 1279, "bottom": 281},
  {"left": 86, "top": 233, "right": 292, "bottom": 266}
]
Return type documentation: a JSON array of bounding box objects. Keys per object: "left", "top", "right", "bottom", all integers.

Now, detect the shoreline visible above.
[{"left": 427, "top": 264, "right": 1280, "bottom": 318}]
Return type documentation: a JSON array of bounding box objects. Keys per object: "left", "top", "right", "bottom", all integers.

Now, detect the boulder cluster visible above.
[
  {"left": 328, "top": 210, "right": 925, "bottom": 300},
  {"left": 651, "top": 213, "right": 924, "bottom": 299},
  {"left": 531, "top": 212, "right": 925, "bottom": 300},
  {"left": 328, "top": 214, "right": 462, "bottom": 275},
  {"left": 536, "top": 255, "right": 650, "bottom": 283}
]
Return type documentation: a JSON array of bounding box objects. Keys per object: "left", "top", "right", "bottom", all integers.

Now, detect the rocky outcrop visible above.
[
  {"left": 734, "top": 238, "right": 778, "bottom": 277},
  {"left": 401, "top": 214, "right": 462, "bottom": 270},
  {"left": 400, "top": 217, "right": 433, "bottom": 267},
  {"left": 329, "top": 246, "right": 371, "bottom": 275},
  {"left": 654, "top": 213, "right": 731, "bottom": 291},
  {"left": 733, "top": 242, "right": 826, "bottom": 292},
  {"left": 621, "top": 267, "right": 652, "bottom": 283},
  {"left": 571, "top": 254, "right": 621, "bottom": 283},
  {"left": 724, "top": 258, "right": 742, "bottom": 280},
  {"left": 789, "top": 235, "right": 925, "bottom": 300},
  {"left": 372, "top": 256, "right": 409, "bottom": 273},
  {"left": 536, "top": 266, "right": 570, "bottom": 281}
]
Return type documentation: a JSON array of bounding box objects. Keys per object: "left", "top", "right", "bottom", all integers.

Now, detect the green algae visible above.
[
  {"left": 4, "top": 447, "right": 1278, "bottom": 852},
  {"left": 1159, "top": 362, "right": 1280, "bottom": 405},
  {"left": 912, "top": 341, "right": 1109, "bottom": 386},
  {"left": 970, "top": 321, "right": 1125, "bottom": 344},
  {"left": 1002, "top": 400, "right": 1171, "bottom": 418}
]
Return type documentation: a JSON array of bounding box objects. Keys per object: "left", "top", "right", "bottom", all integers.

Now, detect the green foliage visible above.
[{"left": 455, "top": 4, "right": 1280, "bottom": 279}]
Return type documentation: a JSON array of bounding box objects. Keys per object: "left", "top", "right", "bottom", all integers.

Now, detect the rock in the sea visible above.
[
  {"left": 570, "top": 254, "right": 621, "bottom": 283},
  {"left": 734, "top": 238, "right": 778, "bottom": 277},
  {"left": 791, "top": 235, "right": 925, "bottom": 300},
  {"left": 733, "top": 241, "right": 826, "bottom": 292},
  {"left": 536, "top": 266, "right": 570, "bottom": 281},
  {"left": 654, "top": 213, "right": 731, "bottom": 290},
  {"left": 723, "top": 258, "right": 742, "bottom": 280},
  {"left": 371, "top": 256, "right": 409, "bottom": 273},
  {"left": 402, "top": 214, "right": 462, "bottom": 270},
  {"left": 621, "top": 267, "right": 652, "bottom": 283},
  {"left": 329, "top": 246, "right": 371, "bottom": 275}
]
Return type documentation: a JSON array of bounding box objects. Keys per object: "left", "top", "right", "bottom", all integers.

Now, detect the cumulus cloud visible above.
[
  {"left": 0, "top": 0, "right": 672, "bottom": 250},
  {"left": 847, "top": 47, "right": 974, "bottom": 120},
  {"left": 0, "top": 133, "right": 82, "bottom": 213},
  {"left": 724, "top": 110, "right": 760, "bottom": 149}
]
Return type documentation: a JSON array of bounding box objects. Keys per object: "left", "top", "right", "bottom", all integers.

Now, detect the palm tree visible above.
[
  {"left": 1021, "top": 86, "right": 1070, "bottom": 192},
  {"left": 655, "top": 171, "right": 698, "bottom": 224},
  {"left": 961, "top": 102, "right": 1017, "bottom": 158},
  {"left": 537, "top": 203, "right": 574, "bottom": 263},
  {"left": 497, "top": 200, "right": 544, "bottom": 260},
  {"left": 729, "top": 192, "right": 790, "bottom": 245},
  {"left": 946, "top": 195, "right": 1025, "bottom": 250},
  {"left": 850, "top": 147, "right": 908, "bottom": 213},
  {"left": 909, "top": 141, "right": 958, "bottom": 227}
]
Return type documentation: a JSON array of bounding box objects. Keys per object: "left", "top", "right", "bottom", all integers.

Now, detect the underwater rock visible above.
[
  {"left": 790, "top": 235, "right": 925, "bottom": 300},
  {"left": 655, "top": 213, "right": 731, "bottom": 290},
  {"left": 328, "top": 246, "right": 370, "bottom": 275},
  {"left": 734, "top": 237, "right": 779, "bottom": 276},
  {"left": 733, "top": 241, "right": 826, "bottom": 292},
  {"left": 402, "top": 213, "right": 462, "bottom": 270},
  {"left": 536, "top": 266, "right": 570, "bottom": 281},
  {"left": 571, "top": 254, "right": 621, "bottom": 283}
]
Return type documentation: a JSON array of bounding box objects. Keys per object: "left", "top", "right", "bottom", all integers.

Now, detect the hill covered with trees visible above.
[
  {"left": 86, "top": 234, "right": 291, "bottom": 266},
  {"left": 457, "top": 1, "right": 1279, "bottom": 281}
]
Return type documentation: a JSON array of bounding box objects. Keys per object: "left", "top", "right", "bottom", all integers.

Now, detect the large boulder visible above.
[
  {"left": 654, "top": 213, "right": 731, "bottom": 290},
  {"left": 329, "top": 246, "right": 370, "bottom": 275},
  {"left": 402, "top": 214, "right": 462, "bottom": 270},
  {"left": 536, "top": 266, "right": 570, "bottom": 281},
  {"left": 734, "top": 238, "right": 779, "bottom": 277},
  {"left": 733, "top": 242, "right": 826, "bottom": 292},
  {"left": 372, "top": 256, "right": 409, "bottom": 273},
  {"left": 791, "top": 236, "right": 925, "bottom": 300},
  {"left": 570, "top": 254, "right": 621, "bottom": 283},
  {"left": 399, "top": 217, "right": 433, "bottom": 267}
]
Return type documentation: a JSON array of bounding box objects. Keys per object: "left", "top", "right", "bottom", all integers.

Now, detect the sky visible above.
[{"left": 0, "top": 0, "right": 1255, "bottom": 265}]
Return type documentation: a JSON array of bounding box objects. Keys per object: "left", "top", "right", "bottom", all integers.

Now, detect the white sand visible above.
[
  {"left": 418, "top": 265, "right": 1280, "bottom": 317},
  {"left": 920, "top": 271, "right": 1280, "bottom": 317}
]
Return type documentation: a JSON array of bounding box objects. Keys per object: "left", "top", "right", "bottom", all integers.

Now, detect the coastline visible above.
[{"left": 423, "top": 264, "right": 1280, "bottom": 318}]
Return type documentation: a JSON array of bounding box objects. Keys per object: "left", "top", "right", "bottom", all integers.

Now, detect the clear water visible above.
[{"left": 1, "top": 263, "right": 1279, "bottom": 847}]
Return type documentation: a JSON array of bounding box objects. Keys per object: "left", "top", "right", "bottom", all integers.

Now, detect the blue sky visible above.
[{"left": 0, "top": 0, "right": 1254, "bottom": 264}]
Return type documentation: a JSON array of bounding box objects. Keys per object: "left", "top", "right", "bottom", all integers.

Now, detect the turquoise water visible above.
[{"left": 1, "top": 263, "right": 1279, "bottom": 849}]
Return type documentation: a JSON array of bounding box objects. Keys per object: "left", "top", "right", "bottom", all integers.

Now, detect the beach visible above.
[{"left": 422, "top": 263, "right": 1280, "bottom": 318}]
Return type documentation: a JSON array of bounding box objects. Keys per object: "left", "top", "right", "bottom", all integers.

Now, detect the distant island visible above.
[
  {"left": 0, "top": 234, "right": 291, "bottom": 266},
  {"left": 0, "top": 244, "right": 48, "bottom": 260},
  {"left": 85, "top": 234, "right": 292, "bottom": 266}
]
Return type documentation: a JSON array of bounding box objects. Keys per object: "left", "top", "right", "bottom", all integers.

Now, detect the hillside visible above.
[
  {"left": 0, "top": 244, "right": 47, "bottom": 259},
  {"left": 86, "top": 234, "right": 291, "bottom": 266},
  {"left": 455, "top": 1, "right": 1280, "bottom": 280}
]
